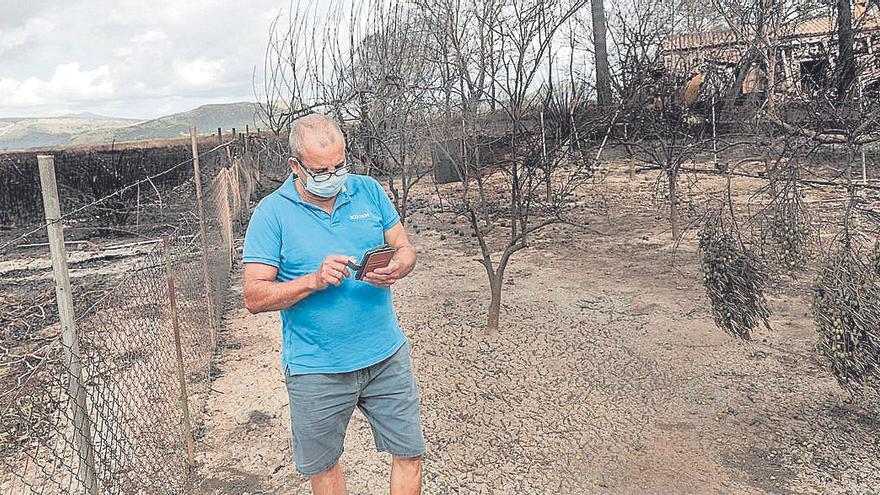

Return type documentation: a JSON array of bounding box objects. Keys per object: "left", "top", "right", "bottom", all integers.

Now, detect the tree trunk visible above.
[
  {"left": 766, "top": 45, "right": 776, "bottom": 110},
  {"left": 727, "top": 48, "right": 757, "bottom": 106},
  {"left": 487, "top": 272, "right": 502, "bottom": 334},
  {"left": 546, "top": 171, "right": 552, "bottom": 202},
  {"left": 400, "top": 143, "right": 409, "bottom": 224},
  {"left": 668, "top": 169, "right": 679, "bottom": 240},
  {"left": 837, "top": 0, "right": 855, "bottom": 101},
  {"left": 388, "top": 176, "right": 400, "bottom": 215},
  {"left": 400, "top": 189, "right": 408, "bottom": 226},
  {"left": 591, "top": 0, "right": 612, "bottom": 107},
  {"left": 473, "top": 140, "right": 491, "bottom": 226},
  {"left": 540, "top": 110, "right": 553, "bottom": 202}
]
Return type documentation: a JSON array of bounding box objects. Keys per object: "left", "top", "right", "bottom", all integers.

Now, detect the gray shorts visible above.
[{"left": 284, "top": 340, "right": 426, "bottom": 476}]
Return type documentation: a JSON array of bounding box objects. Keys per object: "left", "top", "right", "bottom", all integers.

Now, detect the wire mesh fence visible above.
[{"left": 0, "top": 132, "right": 277, "bottom": 494}]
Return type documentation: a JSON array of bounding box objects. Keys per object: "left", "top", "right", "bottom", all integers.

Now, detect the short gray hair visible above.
[{"left": 288, "top": 113, "right": 345, "bottom": 159}]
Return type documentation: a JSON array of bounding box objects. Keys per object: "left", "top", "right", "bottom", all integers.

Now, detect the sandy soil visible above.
[{"left": 191, "top": 170, "right": 880, "bottom": 495}]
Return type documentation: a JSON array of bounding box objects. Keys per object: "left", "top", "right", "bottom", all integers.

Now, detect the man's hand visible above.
[
  {"left": 361, "top": 221, "right": 416, "bottom": 288},
  {"left": 311, "top": 255, "right": 356, "bottom": 290},
  {"left": 362, "top": 259, "right": 402, "bottom": 287}
]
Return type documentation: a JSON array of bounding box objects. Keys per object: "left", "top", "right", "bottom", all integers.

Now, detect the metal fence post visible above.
[
  {"left": 190, "top": 126, "right": 218, "bottom": 349},
  {"left": 162, "top": 235, "right": 195, "bottom": 467},
  {"left": 37, "top": 155, "right": 99, "bottom": 494}
]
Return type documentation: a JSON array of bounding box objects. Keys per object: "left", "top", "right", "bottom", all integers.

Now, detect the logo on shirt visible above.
[{"left": 349, "top": 212, "right": 372, "bottom": 220}]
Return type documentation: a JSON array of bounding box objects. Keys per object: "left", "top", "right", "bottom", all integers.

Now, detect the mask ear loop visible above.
[
  {"left": 292, "top": 157, "right": 309, "bottom": 186},
  {"left": 290, "top": 157, "right": 300, "bottom": 180}
]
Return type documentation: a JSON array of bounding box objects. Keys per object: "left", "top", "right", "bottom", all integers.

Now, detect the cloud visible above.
[
  {"left": 174, "top": 58, "right": 226, "bottom": 88},
  {"left": 0, "top": 1, "right": 57, "bottom": 29},
  {"left": 0, "top": 0, "right": 286, "bottom": 118},
  {"left": 0, "top": 17, "right": 54, "bottom": 55},
  {"left": 0, "top": 63, "right": 114, "bottom": 108},
  {"left": 130, "top": 30, "right": 168, "bottom": 44}
]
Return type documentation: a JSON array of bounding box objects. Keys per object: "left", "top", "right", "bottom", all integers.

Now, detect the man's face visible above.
[{"left": 288, "top": 137, "right": 346, "bottom": 179}]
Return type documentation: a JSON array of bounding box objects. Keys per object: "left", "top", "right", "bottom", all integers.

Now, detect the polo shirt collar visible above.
[{"left": 279, "top": 173, "right": 355, "bottom": 206}]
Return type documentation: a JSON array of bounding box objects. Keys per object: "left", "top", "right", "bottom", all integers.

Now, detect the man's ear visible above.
[{"left": 288, "top": 157, "right": 298, "bottom": 175}]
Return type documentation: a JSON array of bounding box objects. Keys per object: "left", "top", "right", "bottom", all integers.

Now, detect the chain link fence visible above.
[{"left": 0, "top": 133, "right": 279, "bottom": 494}]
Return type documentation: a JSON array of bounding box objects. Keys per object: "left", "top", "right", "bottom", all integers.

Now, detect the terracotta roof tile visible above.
[{"left": 665, "top": 15, "right": 880, "bottom": 52}]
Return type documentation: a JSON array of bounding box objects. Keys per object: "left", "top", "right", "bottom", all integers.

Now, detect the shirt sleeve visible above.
[
  {"left": 242, "top": 204, "right": 282, "bottom": 267},
  {"left": 369, "top": 177, "right": 400, "bottom": 231}
]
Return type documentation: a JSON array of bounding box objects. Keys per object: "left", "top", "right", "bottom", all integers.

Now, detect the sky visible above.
[{"left": 0, "top": 0, "right": 288, "bottom": 119}]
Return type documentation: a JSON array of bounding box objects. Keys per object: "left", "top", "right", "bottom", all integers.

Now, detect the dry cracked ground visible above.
[{"left": 191, "top": 172, "right": 880, "bottom": 495}]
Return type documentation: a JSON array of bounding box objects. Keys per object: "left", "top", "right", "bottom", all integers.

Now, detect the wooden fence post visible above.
[
  {"left": 190, "top": 126, "right": 218, "bottom": 349},
  {"left": 135, "top": 182, "right": 140, "bottom": 233},
  {"left": 37, "top": 155, "right": 99, "bottom": 495},
  {"left": 220, "top": 180, "right": 234, "bottom": 271},
  {"left": 162, "top": 236, "right": 195, "bottom": 468},
  {"left": 217, "top": 127, "right": 222, "bottom": 145}
]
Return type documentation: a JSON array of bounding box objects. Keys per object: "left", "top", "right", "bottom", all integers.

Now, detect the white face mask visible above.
[{"left": 297, "top": 162, "right": 347, "bottom": 198}]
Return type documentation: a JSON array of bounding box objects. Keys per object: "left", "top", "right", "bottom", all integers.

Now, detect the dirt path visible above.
[{"left": 192, "top": 174, "right": 879, "bottom": 495}]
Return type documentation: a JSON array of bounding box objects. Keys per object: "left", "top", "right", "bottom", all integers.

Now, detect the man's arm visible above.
[
  {"left": 361, "top": 221, "right": 416, "bottom": 287},
  {"left": 243, "top": 255, "right": 355, "bottom": 313}
]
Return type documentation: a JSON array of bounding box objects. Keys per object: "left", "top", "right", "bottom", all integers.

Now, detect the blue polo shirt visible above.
[{"left": 242, "top": 173, "right": 406, "bottom": 375}]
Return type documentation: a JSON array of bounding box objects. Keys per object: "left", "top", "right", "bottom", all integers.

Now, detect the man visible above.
[{"left": 242, "top": 113, "right": 425, "bottom": 495}]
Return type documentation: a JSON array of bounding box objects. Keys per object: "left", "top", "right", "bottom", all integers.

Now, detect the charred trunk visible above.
[
  {"left": 837, "top": 0, "right": 856, "bottom": 101},
  {"left": 487, "top": 271, "right": 503, "bottom": 334}
]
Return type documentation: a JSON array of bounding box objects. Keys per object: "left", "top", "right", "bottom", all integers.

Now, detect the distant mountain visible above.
[
  {"left": 0, "top": 102, "right": 260, "bottom": 151},
  {"left": 61, "top": 112, "right": 127, "bottom": 120},
  {"left": 0, "top": 115, "right": 139, "bottom": 150},
  {"left": 69, "top": 102, "right": 259, "bottom": 145}
]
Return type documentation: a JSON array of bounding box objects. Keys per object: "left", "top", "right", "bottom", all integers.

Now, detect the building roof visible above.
[{"left": 664, "top": 15, "right": 880, "bottom": 52}]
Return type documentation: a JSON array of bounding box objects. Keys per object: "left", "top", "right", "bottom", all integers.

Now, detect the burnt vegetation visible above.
[
  {"left": 251, "top": 0, "right": 880, "bottom": 398},
  {"left": 2, "top": 8, "right": 880, "bottom": 492}
]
